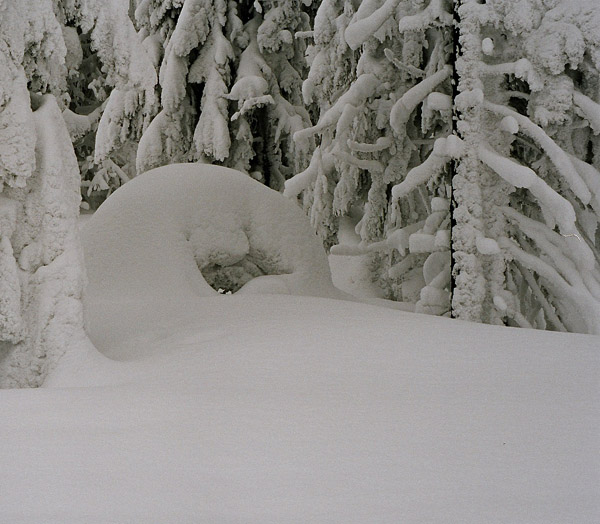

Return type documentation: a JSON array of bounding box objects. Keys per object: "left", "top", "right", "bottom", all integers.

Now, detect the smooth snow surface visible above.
[
  {"left": 2, "top": 164, "right": 599, "bottom": 523},
  {"left": 2, "top": 296, "right": 599, "bottom": 523}
]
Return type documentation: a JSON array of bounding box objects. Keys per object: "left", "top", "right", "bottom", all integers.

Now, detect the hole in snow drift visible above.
[
  {"left": 186, "top": 224, "right": 292, "bottom": 294},
  {"left": 199, "top": 251, "right": 291, "bottom": 294}
]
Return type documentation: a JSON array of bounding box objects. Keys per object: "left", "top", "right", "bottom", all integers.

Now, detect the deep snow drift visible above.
[
  {"left": 3, "top": 296, "right": 599, "bottom": 523},
  {"left": 1, "top": 164, "right": 599, "bottom": 523}
]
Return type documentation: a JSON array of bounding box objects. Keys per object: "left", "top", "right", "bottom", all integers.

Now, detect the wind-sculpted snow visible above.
[{"left": 81, "top": 163, "right": 344, "bottom": 355}]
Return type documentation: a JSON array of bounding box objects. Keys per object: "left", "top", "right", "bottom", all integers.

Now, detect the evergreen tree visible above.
[
  {"left": 99, "top": 0, "right": 314, "bottom": 191},
  {"left": 453, "top": 0, "right": 600, "bottom": 333},
  {"left": 0, "top": 0, "right": 87, "bottom": 386},
  {"left": 286, "top": 0, "right": 455, "bottom": 315}
]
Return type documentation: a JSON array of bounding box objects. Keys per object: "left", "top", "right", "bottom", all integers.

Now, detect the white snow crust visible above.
[
  {"left": 1, "top": 162, "right": 599, "bottom": 522},
  {"left": 2, "top": 295, "right": 598, "bottom": 523}
]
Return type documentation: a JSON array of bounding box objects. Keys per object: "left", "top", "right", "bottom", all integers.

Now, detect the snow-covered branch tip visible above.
[
  {"left": 293, "top": 74, "right": 379, "bottom": 143},
  {"left": 483, "top": 101, "right": 591, "bottom": 205},
  {"left": 391, "top": 135, "right": 462, "bottom": 202},
  {"left": 573, "top": 91, "right": 600, "bottom": 135},
  {"left": 344, "top": 0, "right": 401, "bottom": 51},
  {"left": 478, "top": 144, "right": 577, "bottom": 236},
  {"left": 390, "top": 65, "right": 452, "bottom": 135},
  {"left": 283, "top": 147, "right": 334, "bottom": 199},
  {"left": 397, "top": 0, "right": 453, "bottom": 33}
]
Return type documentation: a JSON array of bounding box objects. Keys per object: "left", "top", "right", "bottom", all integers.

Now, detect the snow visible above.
[
  {"left": 1, "top": 162, "right": 600, "bottom": 522},
  {"left": 344, "top": 0, "right": 401, "bottom": 51},
  {"left": 481, "top": 37, "right": 494, "bottom": 55},
  {"left": 3, "top": 297, "right": 599, "bottom": 523},
  {"left": 390, "top": 65, "right": 452, "bottom": 135},
  {"left": 81, "top": 163, "right": 343, "bottom": 353},
  {"left": 573, "top": 91, "right": 600, "bottom": 135}
]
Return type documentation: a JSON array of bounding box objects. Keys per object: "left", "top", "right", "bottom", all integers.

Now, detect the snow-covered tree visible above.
[
  {"left": 285, "top": 0, "right": 454, "bottom": 314},
  {"left": 0, "top": 0, "right": 88, "bottom": 386},
  {"left": 57, "top": 0, "right": 158, "bottom": 205},
  {"left": 0, "top": 0, "right": 158, "bottom": 386},
  {"left": 104, "top": 0, "right": 313, "bottom": 191},
  {"left": 452, "top": 0, "right": 600, "bottom": 334}
]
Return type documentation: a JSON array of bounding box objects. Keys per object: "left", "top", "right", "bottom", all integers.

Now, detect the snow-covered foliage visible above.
[
  {"left": 0, "top": 95, "right": 90, "bottom": 387},
  {"left": 119, "top": 0, "right": 314, "bottom": 191},
  {"left": 80, "top": 163, "right": 344, "bottom": 346},
  {"left": 452, "top": 0, "right": 600, "bottom": 334},
  {"left": 0, "top": 2, "right": 106, "bottom": 386},
  {"left": 54, "top": 0, "right": 158, "bottom": 205},
  {"left": 286, "top": 0, "right": 454, "bottom": 314}
]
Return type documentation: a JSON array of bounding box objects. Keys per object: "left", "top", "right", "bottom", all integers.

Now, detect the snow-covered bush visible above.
[
  {"left": 286, "top": 0, "right": 454, "bottom": 315},
  {"left": 452, "top": 0, "right": 600, "bottom": 333},
  {"left": 81, "top": 163, "right": 343, "bottom": 344}
]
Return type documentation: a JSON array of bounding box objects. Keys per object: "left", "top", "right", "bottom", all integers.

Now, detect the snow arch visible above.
[{"left": 82, "top": 163, "right": 342, "bottom": 309}]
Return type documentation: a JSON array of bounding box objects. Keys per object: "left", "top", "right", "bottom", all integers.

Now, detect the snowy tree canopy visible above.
[
  {"left": 451, "top": 0, "right": 600, "bottom": 333},
  {"left": 2, "top": 0, "right": 600, "bottom": 390}
]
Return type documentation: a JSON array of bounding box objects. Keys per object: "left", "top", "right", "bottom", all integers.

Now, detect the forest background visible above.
[{"left": 1, "top": 0, "right": 600, "bottom": 386}]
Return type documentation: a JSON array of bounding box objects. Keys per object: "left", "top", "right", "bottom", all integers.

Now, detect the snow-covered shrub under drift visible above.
[{"left": 81, "top": 163, "right": 343, "bottom": 350}]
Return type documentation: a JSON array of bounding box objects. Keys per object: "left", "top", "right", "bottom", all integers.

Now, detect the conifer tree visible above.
[
  {"left": 453, "top": 0, "right": 600, "bottom": 333},
  {"left": 100, "top": 0, "right": 314, "bottom": 191},
  {"left": 286, "top": 0, "right": 455, "bottom": 314},
  {"left": 0, "top": 0, "right": 157, "bottom": 385}
]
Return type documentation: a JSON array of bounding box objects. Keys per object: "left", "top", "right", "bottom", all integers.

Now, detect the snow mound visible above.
[{"left": 81, "top": 163, "right": 343, "bottom": 354}]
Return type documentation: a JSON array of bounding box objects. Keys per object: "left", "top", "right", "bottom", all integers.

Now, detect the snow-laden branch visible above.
[
  {"left": 568, "top": 155, "right": 600, "bottom": 214},
  {"left": 397, "top": 0, "right": 453, "bottom": 32},
  {"left": 502, "top": 206, "right": 595, "bottom": 282},
  {"left": 347, "top": 136, "right": 393, "bottom": 153},
  {"left": 294, "top": 74, "right": 379, "bottom": 142},
  {"left": 498, "top": 236, "right": 600, "bottom": 335},
  {"left": 573, "top": 91, "right": 600, "bottom": 135},
  {"left": 332, "top": 150, "right": 384, "bottom": 173},
  {"left": 478, "top": 144, "right": 577, "bottom": 235},
  {"left": 391, "top": 137, "right": 452, "bottom": 201},
  {"left": 283, "top": 147, "right": 334, "bottom": 198},
  {"left": 330, "top": 221, "right": 426, "bottom": 258},
  {"left": 484, "top": 101, "right": 592, "bottom": 205},
  {"left": 512, "top": 260, "right": 567, "bottom": 332},
  {"left": 62, "top": 106, "right": 104, "bottom": 141},
  {"left": 344, "top": 0, "right": 401, "bottom": 50},
  {"left": 390, "top": 65, "right": 452, "bottom": 135}
]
